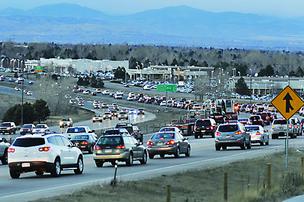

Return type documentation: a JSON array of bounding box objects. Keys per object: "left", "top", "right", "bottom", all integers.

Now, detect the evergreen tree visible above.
[{"left": 235, "top": 77, "right": 251, "bottom": 96}]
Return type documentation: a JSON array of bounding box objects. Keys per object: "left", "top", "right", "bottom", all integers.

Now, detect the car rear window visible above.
[
  {"left": 13, "top": 138, "right": 45, "bottom": 147},
  {"left": 1, "top": 123, "right": 11, "bottom": 127},
  {"left": 152, "top": 133, "right": 175, "bottom": 140},
  {"left": 196, "top": 120, "right": 211, "bottom": 127},
  {"left": 273, "top": 120, "right": 287, "bottom": 124},
  {"left": 67, "top": 127, "right": 86, "bottom": 133},
  {"left": 23, "top": 124, "right": 33, "bottom": 128},
  {"left": 97, "top": 136, "right": 123, "bottom": 146},
  {"left": 159, "top": 128, "right": 175, "bottom": 132},
  {"left": 218, "top": 125, "right": 238, "bottom": 132},
  {"left": 245, "top": 126, "right": 260, "bottom": 131}
]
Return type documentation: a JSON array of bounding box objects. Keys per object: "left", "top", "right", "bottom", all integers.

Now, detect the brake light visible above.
[
  {"left": 147, "top": 140, "right": 154, "bottom": 147},
  {"left": 235, "top": 131, "right": 242, "bottom": 135},
  {"left": 81, "top": 141, "right": 88, "bottom": 145},
  {"left": 256, "top": 132, "right": 261, "bottom": 135},
  {"left": 166, "top": 140, "right": 175, "bottom": 145},
  {"left": 38, "top": 146, "right": 50, "bottom": 152},
  {"left": 94, "top": 145, "right": 102, "bottom": 150},
  {"left": 289, "top": 124, "right": 293, "bottom": 129},
  {"left": 116, "top": 145, "right": 125, "bottom": 149},
  {"left": 8, "top": 147, "right": 15, "bottom": 153},
  {"left": 215, "top": 132, "right": 221, "bottom": 137}
]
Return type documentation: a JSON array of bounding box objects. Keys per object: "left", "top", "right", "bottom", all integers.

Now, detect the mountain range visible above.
[{"left": 0, "top": 3, "right": 303, "bottom": 49}]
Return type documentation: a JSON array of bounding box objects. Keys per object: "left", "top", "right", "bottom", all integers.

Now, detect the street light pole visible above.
[
  {"left": 250, "top": 68, "right": 252, "bottom": 104},
  {"left": 20, "top": 58, "right": 24, "bottom": 126}
]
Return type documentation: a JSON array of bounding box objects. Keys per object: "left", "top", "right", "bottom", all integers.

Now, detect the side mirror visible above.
[
  {"left": 183, "top": 137, "right": 188, "bottom": 141},
  {"left": 90, "top": 130, "right": 95, "bottom": 133}
]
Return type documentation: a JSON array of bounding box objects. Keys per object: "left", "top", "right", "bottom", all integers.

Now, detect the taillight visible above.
[
  {"left": 235, "top": 131, "right": 242, "bottom": 135},
  {"left": 166, "top": 140, "right": 175, "bottom": 145},
  {"left": 116, "top": 145, "right": 125, "bottom": 149},
  {"left": 38, "top": 146, "right": 50, "bottom": 152},
  {"left": 256, "top": 132, "right": 261, "bottom": 135},
  {"left": 81, "top": 141, "right": 88, "bottom": 145},
  {"left": 94, "top": 145, "right": 102, "bottom": 150},
  {"left": 289, "top": 124, "right": 293, "bottom": 129},
  {"left": 147, "top": 140, "right": 154, "bottom": 147},
  {"left": 8, "top": 147, "right": 15, "bottom": 153},
  {"left": 215, "top": 132, "right": 221, "bottom": 137}
]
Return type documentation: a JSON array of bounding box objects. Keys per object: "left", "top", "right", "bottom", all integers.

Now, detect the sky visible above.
[{"left": 0, "top": 0, "right": 303, "bottom": 17}]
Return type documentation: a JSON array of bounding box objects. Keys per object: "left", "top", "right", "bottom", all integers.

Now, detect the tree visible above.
[
  {"left": 171, "top": 58, "right": 178, "bottom": 66},
  {"left": 235, "top": 77, "right": 251, "bottom": 96},
  {"left": 288, "top": 70, "right": 297, "bottom": 77},
  {"left": 258, "top": 65, "right": 274, "bottom": 76},
  {"left": 33, "top": 99, "right": 50, "bottom": 123},
  {"left": 113, "top": 67, "right": 126, "bottom": 80},
  {"left": 2, "top": 103, "right": 37, "bottom": 125},
  {"left": 233, "top": 63, "right": 248, "bottom": 76},
  {"left": 296, "top": 66, "right": 304, "bottom": 77}
]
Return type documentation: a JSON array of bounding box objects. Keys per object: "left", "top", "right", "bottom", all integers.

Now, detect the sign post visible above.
[{"left": 271, "top": 86, "right": 304, "bottom": 169}]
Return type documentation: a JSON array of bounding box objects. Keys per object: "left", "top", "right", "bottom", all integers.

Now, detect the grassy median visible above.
[{"left": 34, "top": 149, "right": 304, "bottom": 202}]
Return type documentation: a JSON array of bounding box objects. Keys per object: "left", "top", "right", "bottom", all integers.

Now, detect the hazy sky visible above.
[{"left": 0, "top": 0, "right": 303, "bottom": 17}]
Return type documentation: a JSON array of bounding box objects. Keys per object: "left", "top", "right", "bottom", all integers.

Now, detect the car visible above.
[
  {"left": 118, "top": 111, "right": 128, "bottom": 120},
  {"left": 238, "top": 118, "right": 249, "bottom": 125},
  {"left": 271, "top": 119, "right": 296, "bottom": 139},
  {"left": 215, "top": 123, "right": 251, "bottom": 150},
  {"left": 290, "top": 117, "right": 301, "bottom": 136},
  {"left": 147, "top": 131, "right": 191, "bottom": 159},
  {"left": 93, "top": 132, "right": 147, "bottom": 167},
  {"left": 102, "top": 90, "right": 110, "bottom": 95},
  {"left": 0, "top": 137, "right": 10, "bottom": 165},
  {"left": 249, "top": 115, "right": 264, "bottom": 126},
  {"left": 32, "top": 124, "right": 49, "bottom": 134},
  {"left": 59, "top": 118, "right": 73, "bottom": 128},
  {"left": 70, "top": 134, "right": 97, "bottom": 154},
  {"left": 299, "top": 107, "right": 304, "bottom": 116},
  {"left": 209, "top": 113, "right": 225, "bottom": 124},
  {"left": 65, "top": 126, "right": 97, "bottom": 139},
  {"left": 20, "top": 124, "right": 35, "bottom": 135},
  {"left": 8, "top": 133, "right": 84, "bottom": 178},
  {"left": 137, "top": 109, "right": 145, "bottom": 115},
  {"left": 115, "top": 123, "right": 143, "bottom": 143},
  {"left": 245, "top": 125, "right": 269, "bottom": 146},
  {"left": 92, "top": 115, "right": 103, "bottom": 123},
  {"left": 0, "top": 122, "right": 17, "bottom": 134},
  {"left": 194, "top": 118, "right": 217, "bottom": 138},
  {"left": 69, "top": 99, "right": 77, "bottom": 105},
  {"left": 103, "top": 112, "right": 112, "bottom": 120},
  {"left": 114, "top": 92, "right": 123, "bottom": 99},
  {"left": 101, "top": 103, "right": 108, "bottom": 108},
  {"left": 83, "top": 90, "right": 91, "bottom": 95}
]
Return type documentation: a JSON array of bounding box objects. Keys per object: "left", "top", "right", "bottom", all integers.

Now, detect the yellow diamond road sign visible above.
[{"left": 271, "top": 86, "right": 304, "bottom": 120}]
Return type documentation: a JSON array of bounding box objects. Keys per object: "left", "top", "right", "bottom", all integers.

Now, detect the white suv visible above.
[{"left": 8, "top": 133, "right": 84, "bottom": 179}]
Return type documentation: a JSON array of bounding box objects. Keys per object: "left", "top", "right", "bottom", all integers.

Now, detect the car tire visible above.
[
  {"left": 174, "top": 148, "right": 180, "bottom": 158},
  {"left": 140, "top": 151, "right": 147, "bottom": 165},
  {"left": 50, "top": 158, "right": 61, "bottom": 177},
  {"left": 185, "top": 146, "right": 191, "bottom": 157},
  {"left": 74, "top": 157, "right": 84, "bottom": 175},
  {"left": 95, "top": 160, "right": 104, "bottom": 167},
  {"left": 215, "top": 145, "right": 221, "bottom": 151},
  {"left": 126, "top": 153, "right": 133, "bottom": 166},
  {"left": 194, "top": 135, "right": 198, "bottom": 139},
  {"left": 272, "top": 134, "right": 278, "bottom": 139},
  {"left": 240, "top": 142, "right": 246, "bottom": 150},
  {"left": 88, "top": 146, "right": 93, "bottom": 154},
  {"left": 1, "top": 149, "right": 8, "bottom": 165},
  {"left": 265, "top": 141, "right": 269, "bottom": 145},
  {"left": 222, "top": 146, "right": 227, "bottom": 150},
  {"left": 246, "top": 142, "right": 251, "bottom": 149},
  {"left": 160, "top": 154, "right": 165, "bottom": 158},
  {"left": 35, "top": 170, "right": 44, "bottom": 176},
  {"left": 10, "top": 169, "right": 20, "bottom": 179},
  {"left": 260, "top": 141, "right": 264, "bottom": 146},
  {"left": 148, "top": 154, "right": 154, "bottom": 159}
]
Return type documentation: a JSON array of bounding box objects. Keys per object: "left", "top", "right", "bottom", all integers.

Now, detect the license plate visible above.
[
  {"left": 80, "top": 146, "right": 86, "bottom": 148},
  {"left": 22, "top": 163, "right": 30, "bottom": 168},
  {"left": 104, "top": 149, "right": 112, "bottom": 153},
  {"left": 157, "top": 142, "right": 164, "bottom": 146},
  {"left": 201, "top": 130, "right": 206, "bottom": 132},
  {"left": 225, "top": 135, "right": 231, "bottom": 139}
]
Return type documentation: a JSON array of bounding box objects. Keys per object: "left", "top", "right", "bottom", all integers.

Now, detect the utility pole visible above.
[
  {"left": 250, "top": 68, "right": 252, "bottom": 104},
  {"left": 20, "top": 56, "right": 24, "bottom": 126}
]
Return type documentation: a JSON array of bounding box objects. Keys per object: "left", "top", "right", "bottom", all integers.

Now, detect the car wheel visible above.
[
  {"left": 260, "top": 141, "right": 264, "bottom": 146},
  {"left": 95, "top": 160, "right": 104, "bottom": 167},
  {"left": 148, "top": 154, "right": 154, "bottom": 159},
  {"left": 194, "top": 135, "right": 198, "bottom": 139},
  {"left": 35, "top": 170, "right": 44, "bottom": 176},
  {"left": 140, "top": 151, "right": 147, "bottom": 165},
  {"left": 111, "top": 161, "right": 117, "bottom": 166},
  {"left": 174, "top": 148, "right": 180, "bottom": 158},
  {"left": 211, "top": 133, "right": 215, "bottom": 138},
  {"left": 272, "top": 134, "right": 277, "bottom": 139},
  {"left": 222, "top": 146, "right": 227, "bottom": 150},
  {"left": 74, "top": 157, "right": 84, "bottom": 175},
  {"left": 10, "top": 169, "right": 20, "bottom": 179},
  {"left": 160, "top": 154, "right": 165, "bottom": 158},
  {"left": 88, "top": 146, "right": 93, "bottom": 154},
  {"left": 240, "top": 142, "right": 246, "bottom": 150},
  {"left": 265, "top": 141, "right": 269, "bottom": 145},
  {"left": 1, "top": 149, "right": 8, "bottom": 165},
  {"left": 247, "top": 141, "right": 251, "bottom": 149},
  {"left": 215, "top": 145, "right": 221, "bottom": 151},
  {"left": 126, "top": 153, "right": 133, "bottom": 166},
  {"left": 185, "top": 146, "right": 191, "bottom": 157},
  {"left": 51, "top": 158, "right": 61, "bottom": 177}
]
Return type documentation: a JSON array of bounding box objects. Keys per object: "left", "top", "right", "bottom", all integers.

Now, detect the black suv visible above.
[
  {"left": 194, "top": 119, "right": 217, "bottom": 138},
  {"left": 115, "top": 123, "right": 143, "bottom": 143}
]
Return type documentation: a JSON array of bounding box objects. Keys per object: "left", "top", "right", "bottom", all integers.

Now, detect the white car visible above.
[
  {"left": 114, "top": 92, "right": 123, "bottom": 99},
  {"left": 160, "top": 101, "right": 167, "bottom": 106},
  {"left": 92, "top": 115, "right": 103, "bottom": 123},
  {"left": 65, "top": 126, "right": 97, "bottom": 139},
  {"left": 32, "top": 124, "right": 49, "bottom": 134},
  {"left": 245, "top": 125, "right": 269, "bottom": 146},
  {"left": 102, "top": 90, "right": 110, "bottom": 95},
  {"left": 8, "top": 134, "right": 84, "bottom": 178}
]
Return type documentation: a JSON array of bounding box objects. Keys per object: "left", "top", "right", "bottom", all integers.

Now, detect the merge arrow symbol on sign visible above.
[{"left": 283, "top": 92, "right": 294, "bottom": 113}]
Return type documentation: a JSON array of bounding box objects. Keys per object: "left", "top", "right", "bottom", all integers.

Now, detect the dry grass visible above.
[{"left": 34, "top": 150, "right": 304, "bottom": 202}]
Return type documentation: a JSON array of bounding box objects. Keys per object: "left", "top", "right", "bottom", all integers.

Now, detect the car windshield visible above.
[
  {"left": 151, "top": 133, "right": 175, "bottom": 140},
  {"left": 245, "top": 126, "right": 260, "bottom": 131},
  {"left": 13, "top": 138, "right": 45, "bottom": 147},
  {"left": 36, "top": 125, "right": 46, "bottom": 128},
  {"left": 72, "top": 135, "right": 89, "bottom": 140},
  {"left": 1, "top": 123, "right": 11, "bottom": 127},
  {"left": 196, "top": 120, "right": 211, "bottom": 127},
  {"left": 97, "top": 136, "right": 123, "bottom": 146},
  {"left": 67, "top": 127, "right": 86, "bottom": 133},
  {"left": 250, "top": 116, "right": 260, "bottom": 121},
  {"left": 23, "top": 124, "right": 33, "bottom": 128},
  {"left": 159, "top": 128, "right": 175, "bottom": 132},
  {"left": 218, "top": 125, "right": 238, "bottom": 132},
  {"left": 273, "top": 120, "right": 287, "bottom": 124}
]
